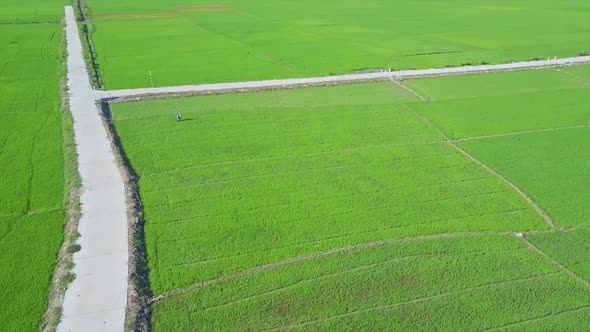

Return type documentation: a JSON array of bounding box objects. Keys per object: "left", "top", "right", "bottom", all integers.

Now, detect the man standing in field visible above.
[{"left": 176, "top": 112, "right": 182, "bottom": 122}]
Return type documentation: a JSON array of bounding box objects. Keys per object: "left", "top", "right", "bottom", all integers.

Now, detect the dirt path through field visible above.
[{"left": 57, "top": 6, "right": 128, "bottom": 332}]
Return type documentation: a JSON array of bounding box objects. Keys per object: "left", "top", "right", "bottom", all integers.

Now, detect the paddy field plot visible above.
[
  {"left": 85, "top": 0, "right": 590, "bottom": 88},
  {"left": 407, "top": 65, "right": 590, "bottom": 226},
  {"left": 151, "top": 234, "right": 590, "bottom": 331},
  {"left": 107, "top": 77, "right": 590, "bottom": 329},
  {"left": 0, "top": 9, "right": 70, "bottom": 331},
  {"left": 406, "top": 66, "right": 590, "bottom": 328}
]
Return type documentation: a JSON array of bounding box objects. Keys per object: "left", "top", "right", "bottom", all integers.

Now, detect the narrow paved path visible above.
[
  {"left": 58, "top": 6, "right": 128, "bottom": 332},
  {"left": 100, "top": 55, "right": 590, "bottom": 99}
]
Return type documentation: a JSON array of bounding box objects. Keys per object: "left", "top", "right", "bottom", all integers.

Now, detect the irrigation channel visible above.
[{"left": 60, "top": 4, "right": 590, "bottom": 331}]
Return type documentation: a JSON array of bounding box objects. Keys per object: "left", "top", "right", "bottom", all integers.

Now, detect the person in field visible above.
[{"left": 176, "top": 112, "right": 182, "bottom": 121}]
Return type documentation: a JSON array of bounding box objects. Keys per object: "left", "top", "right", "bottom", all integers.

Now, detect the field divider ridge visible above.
[
  {"left": 447, "top": 141, "right": 556, "bottom": 229},
  {"left": 395, "top": 90, "right": 557, "bottom": 230},
  {"left": 520, "top": 236, "right": 590, "bottom": 289},
  {"left": 391, "top": 78, "right": 426, "bottom": 101},
  {"left": 261, "top": 272, "right": 561, "bottom": 332},
  {"left": 453, "top": 125, "right": 588, "bottom": 143},
  {"left": 481, "top": 305, "right": 590, "bottom": 332}
]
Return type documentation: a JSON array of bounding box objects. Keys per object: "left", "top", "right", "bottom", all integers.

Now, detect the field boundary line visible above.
[
  {"left": 391, "top": 78, "right": 426, "bottom": 101},
  {"left": 202, "top": 246, "right": 528, "bottom": 312},
  {"left": 482, "top": 305, "right": 590, "bottom": 331},
  {"left": 453, "top": 125, "right": 588, "bottom": 143},
  {"left": 520, "top": 236, "right": 590, "bottom": 289},
  {"left": 149, "top": 230, "right": 558, "bottom": 304},
  {"left": 98, "top": 56, "right": 590, "bottom": 100},
  {"left": 399, "top": 99, "right": 556, "bottom": 230},
  {"left": 448, "top": 142, "right": 556, "bottom": 229},
  {"left": 261, "top": 273, "right": 559, "bottom": 331}
]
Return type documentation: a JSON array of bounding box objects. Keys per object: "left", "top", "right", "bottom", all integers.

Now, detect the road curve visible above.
[
  {"left": 58, "top": 6, "right": 128, "bottom": 332},
  {"left": 100, "top": 56, "right": 590, "bottom": 99}
]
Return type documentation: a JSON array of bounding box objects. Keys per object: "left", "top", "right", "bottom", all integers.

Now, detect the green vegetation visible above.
[
  {"left": 109, "top": 65, "right": 590, "bottom": 329},
  {"left": 84, "top": 0, "right": 590, "bottom": 88},
  {"left": 527, "top": 227, "right": 590, "bottom": 281},
  {"left": 407, "top": 66, "right": 590, "bottom": 321},
  {"left": 0, "top": 0, "right": 67, "bottom": 23},
  {"left": 111, "top": 83, "right": 547, "bottom": 293},
  {"left": 0, "top": 3, "right": 72, "bottom": 331},
  {"left": 459, "top": 128, "right": 590, "bottom": 228},
  {"left": 151, "top": 234, "right": 589, "bottom": 331}
]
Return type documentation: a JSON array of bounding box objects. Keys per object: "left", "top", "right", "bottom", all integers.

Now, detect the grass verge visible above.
[
  {"left": 40, "top": 22, "right": 82, "bottom": 332},
  {"left": 72, "top": 0, "right": 102, "bottom": 88}
]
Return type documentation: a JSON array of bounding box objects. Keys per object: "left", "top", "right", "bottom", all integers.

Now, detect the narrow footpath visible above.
[
  {"left": 100, "top": 55, "right": 590, "bottom": 99},
  {"left": 58, "top": 6, "right": 128, "bottom": 332}
]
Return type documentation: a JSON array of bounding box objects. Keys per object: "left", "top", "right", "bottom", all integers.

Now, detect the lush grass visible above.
[
  {"left": 527, "top": 227, "right": 590, "bottom": 282},
  {"left": 0, "top": 16, "right": 68, "bottom": 332},
  {"left": 407, "top": 66, "right": 590, "bottom": 226},
  {"left": 110, "top": 82, "right": 547, "bottom": 296},
  {"left": 405, "top": 67, "right": 589, "bottom": 101},
  {"left": 405, "top": 67, "right": 590, "bottom": 331},
  {"left": 151, "top": 234, "right": 590, "bottom": 330},
  {"left": 0, "top": 0, "right": 67, "bottom": 23},
  {"left": 412, "top": 88, "right": 590, "bottom": 139},
  {"left": 84, "top": 0, "right": 590, "bottom": 88},
  {"left": 459, "top": 128, "right": 590, "bottom": 228},
  {"left": 406, "top": 66, "right": 590, "bottom": 140}
]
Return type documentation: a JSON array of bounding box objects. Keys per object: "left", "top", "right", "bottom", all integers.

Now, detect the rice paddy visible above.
[
  {"left": 109, "top": 64, "right": 590, "bottom": 330},
  {"left": 3, "top": 0, "right": 590, "bottom": 330},
  {"left": 0, "top": 4, "right": 72, "bottom": 330},
  {"left": 84, "top": 0, "right": 590, "bottom": 88}
]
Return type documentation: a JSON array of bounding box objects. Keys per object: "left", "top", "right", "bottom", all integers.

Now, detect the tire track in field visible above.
[
  {"left": 24, "top": 97, "right": 52, "bottom": 214},
  {"left": 159, "top": 207, "right": 529, "bottom": 261},
  {"left": 520, "top": 235, "right": 590, "bottom": 289},
  {"left": 198, "top": 247, "right": 527, "bottom": 312},
  {"left": 261, "top": 272, "right": 561, "bottom": 331},
  {"left": 482, "top": 305, "right": 590, "bottom": 331},
  {"left": 392, "top": 80, "right": 557, "bottom": 230},
  {"left": 150, "top": 230, "right": 561, "bottom": 304}
]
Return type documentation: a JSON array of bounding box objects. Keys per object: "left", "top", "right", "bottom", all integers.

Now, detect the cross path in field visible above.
[
  {"left": 60, "top": 3, "right": 590, "bottom": 332},
  {"left": 58, "top": 6, "right": 128, "bottom": 332}
]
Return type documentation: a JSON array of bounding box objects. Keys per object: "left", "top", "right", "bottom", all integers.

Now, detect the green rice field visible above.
[
  {"left": 109, "top": 64, "right": 590, "bottom": 330},
  {"left": 0, "top": 2, "right": 71, "bottom": 331},
  {"left": 85, "top": 0, "right": 590, "bottom": 89}
]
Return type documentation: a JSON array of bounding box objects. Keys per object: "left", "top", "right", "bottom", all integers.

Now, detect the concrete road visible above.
[
  {"left": 58, "top": 6, "right": 128, "bottom": 332},
  {"left": 101, "top": 56, "right": 590, "bottom": 99}
]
